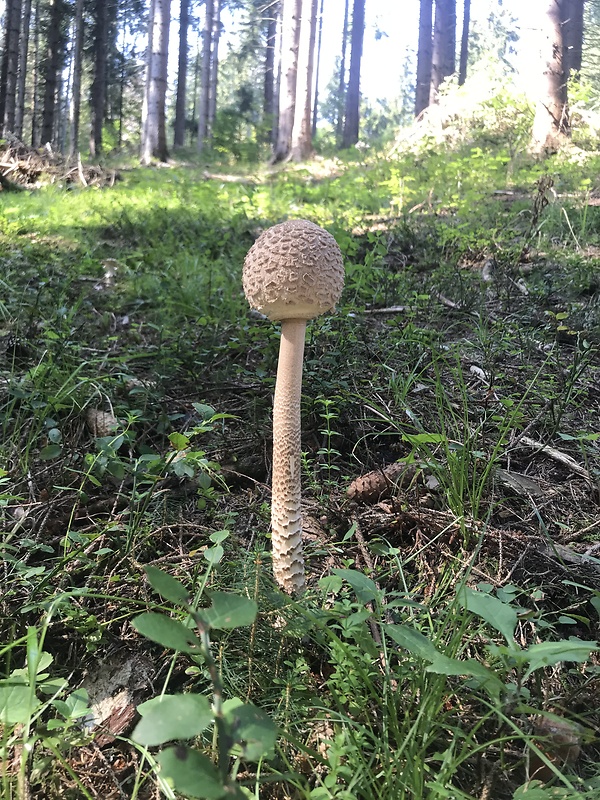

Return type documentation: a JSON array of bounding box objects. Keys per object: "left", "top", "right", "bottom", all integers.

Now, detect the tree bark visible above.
[
  {"left": 263, "top": 0, "right": 279, "bottom": 142},
  {"left": 336, "top": 0, "right": 350, "bottom": 144},
  {"left": 31, "top": 0, "right": 40, "bottom": 146},
  {"left": 173, "top": 0, "right": 189, "bottom": 148},
  {"left": 458, "top": 0, "right": 471, "bottom": 86},
  {"left": 208, "top": 0, "right": 221, "bottom": 132},
  {"left": 41, "top": 0, "right": 68, "bottom": 146},
  {"left": 14, "top": 0, "right": 32, "bottom": 138},
  {"left": 430, "top": 0, "right": 456, "bottom": 104},
  {"left": 89, "top": 0, "right": 109, "bottom": 156},
  {"left": 311, "top": 0, "right": 324, "bottom": 137},
  {"left": 290, "top": 0, "right": 318, "bottom": 161},
  {"left": 141, "top": 0, "right": 171, "bottom": 163},
  {"left": 68, "top": 0, "right": 84, "bottom": 156},
  {"left": 531, "top": 0, "right": 570, "bottom": 154},
  {"left": 2, "top": 0, "right": 23, "bottom": 135},
  {"left": 197, "top": 0, "right": 214, "bottom": 152},
  {"left": 415, "top": 0, "right": 433, "bottom": 116},
  {"left": 562, "top": 0, "right": 584, "bottom": 79},
  {"left": 271, "top": 0, "right": 301, "bottom": 162},
  {"left": 342, "top": 0, "right": 365, "bottom": 148}
]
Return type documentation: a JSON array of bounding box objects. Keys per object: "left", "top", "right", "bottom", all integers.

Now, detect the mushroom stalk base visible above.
[{"left": 271, "top": 318, "right": 307, "bottom": 594}]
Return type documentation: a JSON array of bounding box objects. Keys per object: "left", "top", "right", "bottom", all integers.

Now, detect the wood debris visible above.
[
  {"left": 347, "top": 462, "right": 418, "bottom": 503},
  {"left": 519, "top": 435, "right": 592, "bottom": 481},
  {"left": 80, "top": 654, "right": 153, "bottom": 746},
  {"left": 0, "top": 135, "right": 118, "bottom": 189}
]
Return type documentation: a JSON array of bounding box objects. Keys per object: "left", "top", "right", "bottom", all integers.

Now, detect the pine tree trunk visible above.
[
  {"left": 31, "top": 0, "right": 40, "bottom": 146},
  {"left": 174, "top": 0, "right": 189, "bottom": 148},
  {"left": 3, "top": 0, "right": 23, "bottom": 134},
  {"left": 118, "top": 13, "right": 128, "bottom": 147},
  {"left": 56, "top": 55, "right": 68, "bottom": 151},
  {"left": 311, "top": 0, "right": 324, "bottom": 137},
  {"left": 15, "top": 0, "right": 32, "bottom": 139},
  {"left": 415, "top": 0, "right": 433, "bottom": 117},
  {"left": 89, "top": 0, "right": 109, "bottom": 156},
  {"left": 336, "top": 0, "right": 350, "bottom": 145},
  {"left": 271, "top": 0, "right": 301, "bottom": 162},
  {"left": 290, "top": 0, "right": 318, "bottom": 161},
  {"left": 69, "top": 0, "right": 84, "bottom": 156},
  {"left": 264, "top": 0, "right": 279, "bottom": 141},
  {"left": 531, "top": 0, "right": 570, "bottom": 154},
  {"left": 430, "top": 0, "right": 456, "bottom": 104},
  {"left": 563, "top": 0, "right": 584, "bottom": 79},
  {"left": 458, "top": 0, "right": 471, "bottom": 86},
  {"left": 190, "top": 43, "right": 200, "bottom": 146},
  {"left": 141, "top": 0, "right": 171, "bottom": 163},
  {"left": 341, "top": 0, "right": 365, "bottom": 148},
  {"left": 41, "top": 0, "right": 67, "bottom": 146},
  {"left": 197, "top": 0, "right": 214, "bottom": 152},
  {"left": 208, "top": 0, "right": 221, "bottom": 132}
]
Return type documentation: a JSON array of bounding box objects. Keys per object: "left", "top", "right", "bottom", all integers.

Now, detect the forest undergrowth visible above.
[{"left": 1, "top": 128, "right": 600, "bottom": 800}]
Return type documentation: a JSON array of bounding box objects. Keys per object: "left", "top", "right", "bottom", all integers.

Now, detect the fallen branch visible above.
[{"left": 519, "top": 435, "right": 592, "bottom": 481}]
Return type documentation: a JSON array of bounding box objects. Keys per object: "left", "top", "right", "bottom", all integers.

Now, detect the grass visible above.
[{"left": 0, "top": 117, "right": 600, "bottom": 799}]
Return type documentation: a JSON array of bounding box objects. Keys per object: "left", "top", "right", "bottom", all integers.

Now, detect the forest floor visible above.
[{"left": 1, "top": 137, "right": 600, "bottom": 799}]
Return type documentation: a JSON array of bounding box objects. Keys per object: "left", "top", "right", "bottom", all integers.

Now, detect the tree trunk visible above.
[
  {"left": 41, "top": 0, "right": 67, "bottom": 146},
  {"left": 190, "top": 41, "right": 200, "bottom": 146},
  {"left": 2, "top": 0, "right": 23, "bottom": 135},
  {"left": 271, "top": 0, "right": 301, "bottom": 162},
  {"left": 141, "top": 0, "right": 171, "bottom": 163},
  {"left": 563, "top": 0, "right": 584, "bottom": 79},
  {"left": 531, "top": 0, "right": 570, "bottom": 154},
  {"left": 458, "top": 0, "right": 471, "bottom": 86},
  {"left": 141, "top": 0, "right": 155, "bottom": 160},
  {"left": 15, "top": 0, "right": 32, "bottom": 139},
  {"left": 56, "top": 52, "right": 68, "bottom": 151},
  {"left": 173, "top": 0, "right": 189, "bottom": 148},
  {"left": 69, "top": 0, "right": 84, "bottom": 156},
  {"left": 341, "top": 0, "right": 365, "bottom": 148},
  {"left": 208, "top": 0, "right": 221, "bottom": 132},
  {"left": 197, "top": 0, "right": 214, "bottom": 152},
  {"left": 290, "top": 0, "right": 318, "bottom": 161},
  {"left": 415, "top": 0, "right": 433, "bottom": 116},
  {"left": 311, "top": 0, "right": 324, "bottom": 138},
  {"left": 31, "top": 0, "right": 40, "bottom": 146},
  {"left": 263, "top": 0, "right": 279, "bottom": 142},
  {"left": 89, "top": 0, "right": 109, "bottom": 156},
  {"left": 430, "top": 0, "right": 456, "bottom": 104},
  {"left": 336, "top": 0, "right": 350, "bottom": 145}
]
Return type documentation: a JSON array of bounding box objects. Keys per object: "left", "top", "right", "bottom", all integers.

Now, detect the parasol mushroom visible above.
[{"left": 243, "top": 219, "right": 345, "bottom": 594}]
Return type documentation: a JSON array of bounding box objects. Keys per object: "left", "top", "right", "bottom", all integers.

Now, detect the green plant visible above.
[
  {"left": 0, "top": 603, "right": 96, "bottom": 799},
  {"left": 314, "top": 396, "right": 343, "bottom": 488},
  {"left": 306, "top": 570, "right": 598, "bottom": 799},
  {"left": 130, "top": 566, "right": 276, "bottom": 799}
]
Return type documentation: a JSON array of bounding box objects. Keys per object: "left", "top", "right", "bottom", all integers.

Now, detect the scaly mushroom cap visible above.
[{"left": 243, "top": 219, "right": 344, "bottom": 321}]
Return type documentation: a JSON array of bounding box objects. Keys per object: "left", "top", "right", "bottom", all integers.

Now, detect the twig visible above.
[
  {"left": 77, "top": 153, "right": 88, "bottom": 187},
  {"left": 519, "top": 435, "right": 592, "bottom": 481},
  {"left": 570, "top": 518, "right": 600, "bottom": 541},
  {"left": 91, "top": 743, "right": 128, "bottom": 798},
  {"left": 479, "top": 762, "right": 499, "bottom": 800},
  {"left": 433, "top": 290, "right": 462, "bottom": 310},
  {"left": 363, "top": 305, "right": 408, "bottom": 314}
]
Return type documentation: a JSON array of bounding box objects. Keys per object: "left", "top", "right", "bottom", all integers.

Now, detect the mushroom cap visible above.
[{"left": 243, "top": 219, "right": 344, "bottom": 321}]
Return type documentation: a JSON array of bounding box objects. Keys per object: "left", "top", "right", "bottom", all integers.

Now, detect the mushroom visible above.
[{"left": 243, "top": 220, "right": 345, "bottom": 594}]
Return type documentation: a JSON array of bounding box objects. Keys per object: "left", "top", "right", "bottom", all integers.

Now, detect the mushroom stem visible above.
[{"left": 271, "top": 318, "right": 307, "bottom": 594}]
